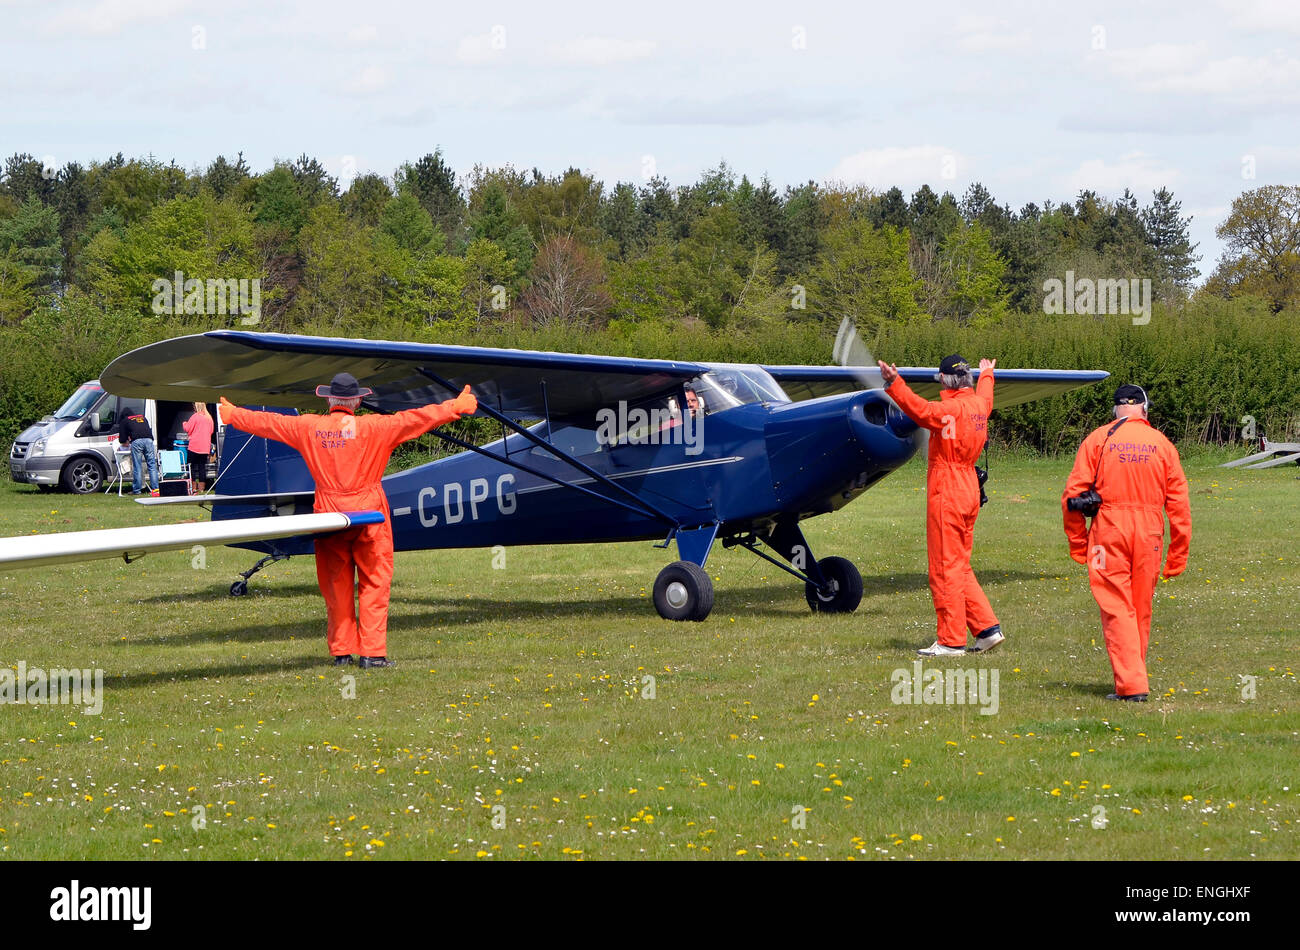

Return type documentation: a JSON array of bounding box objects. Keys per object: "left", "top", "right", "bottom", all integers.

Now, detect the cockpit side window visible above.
[{"left": 530, "top": 422, "right": 603, "bottom": 461}]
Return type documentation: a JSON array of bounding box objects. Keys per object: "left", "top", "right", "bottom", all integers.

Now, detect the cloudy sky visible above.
[{"left": 4, "top": 0, "right": 1299, "bottom": 274}]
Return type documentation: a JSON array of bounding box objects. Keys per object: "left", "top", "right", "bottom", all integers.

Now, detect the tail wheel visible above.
[
  {"left": 805, "top": 556, "right": 863, "bottom": 613},
  {"left": 653, "top": 561, "right": 714, "bottom": 622},
  {"left": 229, "top": 580, "right": 248, "bottom": 597}
]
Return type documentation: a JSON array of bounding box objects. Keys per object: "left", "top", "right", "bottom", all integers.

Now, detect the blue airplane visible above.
[{"left": 8, "top": 330, "right": 1106, "bottom": 622}]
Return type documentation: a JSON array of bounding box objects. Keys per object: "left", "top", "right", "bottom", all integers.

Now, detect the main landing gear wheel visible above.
[
  {"left": 653, "top": 561, "right": 714, "bottom": 622},
  {"left": 229, "top": 580, "right": 248, "bottom": 597},
  {"left": 805, "top": 556, "right": 863, "bottom": 613}
]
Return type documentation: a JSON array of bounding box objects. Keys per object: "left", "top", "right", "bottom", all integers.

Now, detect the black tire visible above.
[
  {"left": 653, "top": 560, "right": 714, "bottom": 622},
  {"left": 805, "top": 556, "right": 863, "bottom": 613},
  {"left": 61, "top": 456, "right": 105, "bottom": 494},
  {"left": 229, "top": 580, "right": 248, "bottom": 597}
]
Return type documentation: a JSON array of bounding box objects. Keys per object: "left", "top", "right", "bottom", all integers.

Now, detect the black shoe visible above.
[
  {"left": 358, "top": 656, "right": 393, "bottom": 668},
  {"left": 1106, "top": 692, "right": 1148, "bottom": 702},
  {"left": 332, "top": 655, "right": 354, "bottom": 666}
]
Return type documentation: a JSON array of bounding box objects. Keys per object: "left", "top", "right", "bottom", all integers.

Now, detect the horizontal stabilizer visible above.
[{"left": 0, "top": 511, "right": 383, "bottom": 570}]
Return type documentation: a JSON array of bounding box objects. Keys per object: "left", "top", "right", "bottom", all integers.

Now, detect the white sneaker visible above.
[
  {"left": 967, "top": 627, "right": 1005, "bottom": 653},
  {"left": 917, "top": 640, "right": 967, "bottom": 657}
]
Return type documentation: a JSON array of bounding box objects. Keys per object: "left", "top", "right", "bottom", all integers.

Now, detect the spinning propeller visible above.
[{"left": 830, "top": 317, "right": 928, "bottom": 454}]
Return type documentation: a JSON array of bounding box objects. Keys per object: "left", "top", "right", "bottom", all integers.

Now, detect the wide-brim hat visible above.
[{"left": 316, "top": 372, "right": 374, "bottom": 399}]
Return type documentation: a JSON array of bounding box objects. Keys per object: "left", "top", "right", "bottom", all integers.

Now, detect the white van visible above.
[{"left": 9, "top": 381, "right": 220, "bottom": 494}]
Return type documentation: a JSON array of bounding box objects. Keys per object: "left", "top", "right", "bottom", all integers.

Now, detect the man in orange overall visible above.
[
  {"left": 1062, "top": 384, "right": 1191, "bottom": 701},
  {"left": 220, "top": 373, "right": 477, "bottom": 668},
  {"left": 878, "top": 354, "right": 1002, "bottom": 656}
]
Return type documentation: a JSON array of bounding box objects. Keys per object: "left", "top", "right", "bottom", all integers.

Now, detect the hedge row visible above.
[{"left": 2, "top": 295, "right": 1296, "bottom": 473}]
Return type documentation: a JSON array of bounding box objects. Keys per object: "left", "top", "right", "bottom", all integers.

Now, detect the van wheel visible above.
[{"left": 61, "top": 457, "right": 105, "bottom": 494}]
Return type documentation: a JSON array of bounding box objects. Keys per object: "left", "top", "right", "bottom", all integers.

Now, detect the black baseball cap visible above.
[
  {"left": 939, "top": 354, "right": 970, "bottom": 374},
  {"left": 1114, "top": 384, "right": 1149, "bottom": 407},
  {"left": 315, "top": 372, "right": 374, "bottom": 399}
]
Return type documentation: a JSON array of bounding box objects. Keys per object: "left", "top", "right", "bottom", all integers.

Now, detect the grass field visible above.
[{"left": 0, "top": 451, "right": 1296, "bottom": 860}]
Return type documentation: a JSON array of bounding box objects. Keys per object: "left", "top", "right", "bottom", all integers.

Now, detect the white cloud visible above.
[
  {"left": 597, "top": 90, "right": 858, "bottom": 126},
  {"left": 1063, "top": 152, "right": 1184, "bottom": 197},
  {"left": 46, "top": 0, "right": 193, "bottom": 35},
  {"left": 456, "top": 29, "right": 507, "bottom": 64},
  {"left": 953, "top": 15, "right": 1033, "bottom": 52},
  {"left": 1223, "top": 0, "right": 1300, "bottom": 34},
  {"left": 1099, "top": 42, "right": 1300, "bottom": 109},
  {"left": 346, "top": 24, "right": 379, "bottom": 46},
  {"left": 550, "top": 35, "right": 656, "bottom": 66},
  {"left": 353, "top": 65, "right": 389, "bottom": 95},
  {"left": 829, "top": 146, "right": 968, "bottom": 191}
]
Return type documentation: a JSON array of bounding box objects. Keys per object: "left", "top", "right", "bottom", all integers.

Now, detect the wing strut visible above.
[
  {"left": 417, "top": 367, "right": 682, "bottom": 528},
  {"left": 427, "top": 428, "right": 678, "bottom": 526}
]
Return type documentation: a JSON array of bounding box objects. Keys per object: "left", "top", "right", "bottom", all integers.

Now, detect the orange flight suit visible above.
[
  {"left": 220, "top": 392, "right": 473, "bottom": 658},
  {"left": 886, "top": 372, "right": 999, "bottom": 647},
  {"left": 1063, "top": 417, "right": 1191, "bottom": 696}
]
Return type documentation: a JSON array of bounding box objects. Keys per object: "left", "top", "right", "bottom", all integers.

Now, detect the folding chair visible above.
[
  {"left": 104, "top": 441, "right": 132, "bottom": 496},
  {"left": 157, "top": 449, "right": 193, "bottom": 496}
]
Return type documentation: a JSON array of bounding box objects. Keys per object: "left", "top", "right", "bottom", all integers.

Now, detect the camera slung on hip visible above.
[{"left": 1067, "top": 490, "right": 1102, "bottom": 517}]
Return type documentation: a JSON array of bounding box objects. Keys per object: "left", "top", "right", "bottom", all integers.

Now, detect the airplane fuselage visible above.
[{"left": 383, "top": 388, "right": 920, "bottom": 552}]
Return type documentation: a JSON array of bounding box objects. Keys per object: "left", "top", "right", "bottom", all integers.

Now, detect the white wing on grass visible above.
[{"left": 0, "top": 511, "right": 382, "bottom": 570}]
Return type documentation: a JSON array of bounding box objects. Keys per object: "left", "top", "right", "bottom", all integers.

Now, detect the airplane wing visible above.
[
  {"left": 764, "top": 366, "right": 1110, "bottom": 409},
  {"left": 102, "top": 331, "right": 710, "bottom": 420},
  {"left": 133, "top": 491, "right": 316, "bottom": 508},
  {"left": 0, "top": 511, "right": 383, "bottom": 570}
]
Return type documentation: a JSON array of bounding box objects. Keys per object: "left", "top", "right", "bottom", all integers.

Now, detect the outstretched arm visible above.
[
  {"left": 879, "top": 361, "right": 947, "bottom": 430},
  {"left": 376, "top": 386, "right": 478, "bottom": 445},
  {"left": 219, "top": 397, "right": 308, "bottom": 451},
  {"left": 976, "top": 358, "right": 996, "bottom": 413}
]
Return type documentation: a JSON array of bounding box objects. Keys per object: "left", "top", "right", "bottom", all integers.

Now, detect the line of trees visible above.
[
  {"left": 3, "top": 149, "right": 1299, "bottom": 457},
  {"left": 11, "top": 148, "right": 1286, "bottom": 335}
]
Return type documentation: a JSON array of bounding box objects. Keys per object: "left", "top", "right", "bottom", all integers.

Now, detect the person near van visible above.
[
  {"left": 219, "top": 374, "right": 477, "bottom": 668},
  {"left": 116, "top": 409, "right": 159, "bottom": 495},
  {"left": 183, "top": 402, "right": 215, "bottom": 493}
]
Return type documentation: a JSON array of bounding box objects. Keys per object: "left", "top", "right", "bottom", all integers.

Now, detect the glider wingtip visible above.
[{"left": 342, "top": 510, "right": 386, "bottom": 527}]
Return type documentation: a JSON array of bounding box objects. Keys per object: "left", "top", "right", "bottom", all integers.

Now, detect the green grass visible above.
[{"left": 0, "top": 454, "right": 1296, "bottom": 860}]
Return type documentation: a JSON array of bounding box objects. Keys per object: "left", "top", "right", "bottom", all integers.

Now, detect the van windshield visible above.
[{"left": 53, "top": 384, "right": 104, "bottom": 420}]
